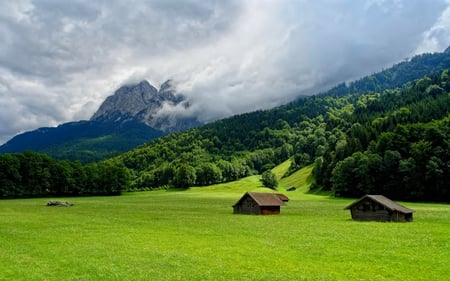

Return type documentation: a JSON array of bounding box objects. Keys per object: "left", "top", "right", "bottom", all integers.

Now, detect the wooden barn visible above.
[
  {"left": 232, "top": 192, "right": 288, "bottom": 215},
  {"left": 345, "top": 194, "right": 414, "bottom": 222}
]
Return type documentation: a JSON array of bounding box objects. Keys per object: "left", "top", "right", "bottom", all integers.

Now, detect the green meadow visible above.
[{"left": 1, "top": 166, "right": 449, "bottom": 281}]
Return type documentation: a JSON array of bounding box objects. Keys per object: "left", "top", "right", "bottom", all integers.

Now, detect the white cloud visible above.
[
  {"left": 0, "top": 0, "right": 449, "bottom": 143},
  {"left": 415, "top": 1, "right": 450, "bottom": 54}
]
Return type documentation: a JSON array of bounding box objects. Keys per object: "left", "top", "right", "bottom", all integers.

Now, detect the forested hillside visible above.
[
  {"left": 314, "top": 71, "right": 450, "bottom": 201},
  {"left": 110, "top": 69, "right": 450, "bottom": 202},
  {"left": 0, "top": 120, "right": 164, "bottom": 163},
  {"left": 324, "top": 48, "right": 450, "bottom": 96},
  {"left": 1, "top": 52, "right": 450, "bottom": 201}
]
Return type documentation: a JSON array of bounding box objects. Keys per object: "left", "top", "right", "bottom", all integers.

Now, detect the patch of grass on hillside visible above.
[
  {"left": 271, "top": 159, "right": 291, "bottom": 180},
  {"left": 195, "top": 161, "right": 315, "bottom": 196},
  {"left": 188, "top": 175, "right": 272, "bottom": 196},
  {"left": 279, "top": 164, "right": 315, "bottom": 192}
]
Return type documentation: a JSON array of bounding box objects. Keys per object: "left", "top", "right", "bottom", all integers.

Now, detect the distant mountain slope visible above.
[
  {"left": 0, "top": 80, "right": 200, "bottom": 162},
  {"left": 0, "top": 120, "right": 164, "bottom": 163},
  {"left": 324, "top": 50, "right": 450, "bottom": 96}
]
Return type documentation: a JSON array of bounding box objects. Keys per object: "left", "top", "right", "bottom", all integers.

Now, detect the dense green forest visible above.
[
  {"left": 324, "top": 48, "right": 450, "bottom": 96},
  {"left": 0, "top": 151, "right": 129, "bottom": 198},
  {"left": 1, "top": 56, "right": 450, "bottom": 202}
]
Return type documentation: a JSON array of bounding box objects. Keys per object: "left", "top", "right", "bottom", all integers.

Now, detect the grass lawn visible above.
[{"left": 0, "top": 177, "right": 449, "bottom": 280}]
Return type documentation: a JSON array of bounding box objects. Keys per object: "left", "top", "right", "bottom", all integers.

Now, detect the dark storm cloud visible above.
[{"left": 0, "top": 0, "right": 449, "bottom": 143}]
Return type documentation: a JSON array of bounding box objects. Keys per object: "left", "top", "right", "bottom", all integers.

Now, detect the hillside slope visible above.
[{"left": 111, "top": 50, "right": 450, "bottom": 202}]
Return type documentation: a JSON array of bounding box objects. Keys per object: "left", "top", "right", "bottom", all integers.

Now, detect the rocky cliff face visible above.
[{"left": 91, "top": 80, "right": 200, "bottom": 133}]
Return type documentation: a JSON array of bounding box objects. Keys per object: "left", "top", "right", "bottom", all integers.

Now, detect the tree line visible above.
[{"left": 0, "top": 151, "right": 129, "bottom": 198}]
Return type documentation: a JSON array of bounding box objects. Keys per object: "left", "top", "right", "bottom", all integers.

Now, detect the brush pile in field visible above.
[{"left": 46, "top": 201, "right": 74, "bottom": 207}]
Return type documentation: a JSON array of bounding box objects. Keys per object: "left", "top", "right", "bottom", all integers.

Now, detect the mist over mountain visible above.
[
  {"left": 0, "top": 80, "right": 200, "bottom": 162},
  {"left": 91, "top": 80, "right": 201, "bottom": 133}
]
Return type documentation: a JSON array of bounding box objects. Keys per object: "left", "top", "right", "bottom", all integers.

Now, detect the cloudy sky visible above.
[{"left": 1, "top": 0, "right": 450, "bottom": 144}]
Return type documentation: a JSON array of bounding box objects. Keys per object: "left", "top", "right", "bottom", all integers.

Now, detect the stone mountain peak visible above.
[{"left": 90, "top": 80, "right": 200, "bottom": 133}]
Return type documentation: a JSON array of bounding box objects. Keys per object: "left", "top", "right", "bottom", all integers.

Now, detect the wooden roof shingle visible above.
[{"left": 233, "top": 192, "right": 285, "bottom": 207}]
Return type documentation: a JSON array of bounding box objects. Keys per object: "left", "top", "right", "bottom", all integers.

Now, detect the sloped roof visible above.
[
  {"left": 276, "top": 193, "right": 289, "bottom": 202},
  {"left": 345, "top": 194, "right": 414, "bottom": 214},
  {"left": 233, "top": 192, "right": 285, "bottom": 207}
]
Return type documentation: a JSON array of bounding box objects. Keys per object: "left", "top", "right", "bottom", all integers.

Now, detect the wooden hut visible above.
[
  {"left": 345, "top": 194, "right": 414, "bottom": 222},
  {"left": 233, "top": 192, "right": 288, "bottom": 215}
]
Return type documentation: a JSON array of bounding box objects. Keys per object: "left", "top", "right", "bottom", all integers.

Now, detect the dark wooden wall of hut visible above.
[
  {"left": 350, "top": 208, "right": 391, "bottom": 221},
  {"left": 390, "top": 211, "right": 413, "bottom": 222},
  {"left": 233, "top": 196, "right": 261, "bottom": 214},
  {"left": 261, "top": 206, "right": 280, "bottom": 215}
]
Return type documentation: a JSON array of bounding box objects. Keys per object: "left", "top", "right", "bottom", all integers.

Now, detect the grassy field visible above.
[{"left": 1, "top": 174, "right": 449, "bottom": 280}]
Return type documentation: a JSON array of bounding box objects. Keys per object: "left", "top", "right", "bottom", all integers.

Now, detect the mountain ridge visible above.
[{"left": 90, "top": 79, "right": 200, "bottom": 132}]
